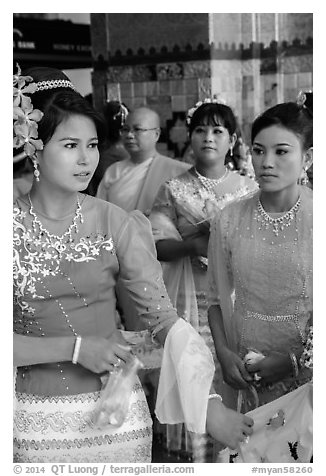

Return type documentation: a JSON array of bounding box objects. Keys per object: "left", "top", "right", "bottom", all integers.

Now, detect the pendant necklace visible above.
[
  {"left": 28, "top": 193, "right": 84, "bottom": 256},
  {"left": 255, "top": 195, "right": 301, "bottom": 237}
]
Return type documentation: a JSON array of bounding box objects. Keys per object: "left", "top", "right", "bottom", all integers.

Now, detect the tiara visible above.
[
  {"left": 35, "top": 79, "right": 77, "bottom": 92},
  {"left": 13, "top": 63, "right": 44, "bottom": 159},
  {"left": 186, "top": 96, "right": 227, "bottom": 125}
]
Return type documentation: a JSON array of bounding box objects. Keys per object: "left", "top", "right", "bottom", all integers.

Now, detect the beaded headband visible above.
[
  {"left": 35, "top": 79, "right": 77, "bottom": 92},
  {"left": 186, "top": 96, "right": 227, "bottom": 126}
]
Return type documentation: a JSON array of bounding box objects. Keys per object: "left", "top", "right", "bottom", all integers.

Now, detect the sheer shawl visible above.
[{"left": 150, "top": 209, "right": 199, "bottom": 329}]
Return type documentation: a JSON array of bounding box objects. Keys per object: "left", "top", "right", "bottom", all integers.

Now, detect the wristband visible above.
[
  {"left": 72, "top": 335, "right": 82, "bottom": 364},
  {"left": 208, "top": 393, "right": 223, "bottom": 402},
  {"left": 289, "top": 351, "right": 299, "bottom": 378}
]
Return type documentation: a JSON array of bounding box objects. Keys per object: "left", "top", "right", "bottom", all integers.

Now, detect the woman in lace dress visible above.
[
  {"left": 208, "top": 92, "right": 313, "bottom": 423},
  {"left": 149, "top": 99, "right": 258, "bottom": 461},
  {"left": 13, "top": 66, "right": 253, "bottom": 463}
]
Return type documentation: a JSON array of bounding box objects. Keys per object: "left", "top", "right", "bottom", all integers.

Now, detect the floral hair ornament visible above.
[
  {"left": 296, "top": 89, "right": 312, "bottom": 109},
  {"left": 111, "top": 102, "right": 129, "bottom": 125},
  {"left": 13, "top": 63, "right": 44, "bottom": 159},
  {"left": 186, "top": 95, "right": 227, "bottom": 126}
]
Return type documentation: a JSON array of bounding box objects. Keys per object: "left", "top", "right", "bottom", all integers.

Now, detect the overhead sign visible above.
[{"left": 13, "top": 17, "right": 92, "bottom": 68}]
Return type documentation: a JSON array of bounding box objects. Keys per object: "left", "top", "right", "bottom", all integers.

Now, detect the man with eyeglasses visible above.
[{"left": 97, "top": 107, "right": 190, "bottom": 216}]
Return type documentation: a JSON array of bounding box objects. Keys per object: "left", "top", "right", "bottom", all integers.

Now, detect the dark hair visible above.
[
  {"left": 251, "top": 92, "right": 313, "bottom": 150},
  {"left": 102, "top": 101, "right": 129, "bottom": 144},
  {"left": 188, "top": 102, "right": 237, "bottom": 137},
  {"left": 22, "top": 67, "right": 106, "bottom": 147}
]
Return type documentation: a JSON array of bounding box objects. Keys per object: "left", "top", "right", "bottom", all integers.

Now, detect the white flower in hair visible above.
[
  {"left": 296, "top": 90, "right": 307, "bottom": 107},
  {"left": 296, "top": 89, "right": 312, "bottom": 109},
  {"left": 186, "top": 95, "right": 227, "bottom": 125},
  {"left": 13, "top": 63, "right": 44, "bottom": 158}
]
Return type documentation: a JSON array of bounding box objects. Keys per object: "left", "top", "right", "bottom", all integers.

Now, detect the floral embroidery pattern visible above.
[
  {"left": 14, "top": 434, "right": 152, "bottom": 463},
  {"left": 13, "top": 206, "right": 115, "bottom": 315},
  {"left": 14, "top": 442, "right": 152, "bottom": 463},
  {"left": 168, "top": 176, "right": 253, "bottom": 226},
  {"left": 16, "top": 392, "right": 101, "bottom": 405},
  {"left": 14, "top": 440, "right": 152, "bottom": 463},
  {"left": 15, "top": 409, "right": 96, "bottom": 434}
]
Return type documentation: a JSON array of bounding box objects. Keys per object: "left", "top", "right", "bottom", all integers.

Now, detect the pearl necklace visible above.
[
  {"left": 255, "top": 196, "right": 301, "bottom": 236},
  {"left": 28, "top": 194, "right": 84, "bottom": 252},
  {"left": 194, "top": 167, "right": 229, "bottom": 194}
]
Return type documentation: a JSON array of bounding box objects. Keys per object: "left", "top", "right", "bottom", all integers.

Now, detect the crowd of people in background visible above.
[{"left": 13, "top": 64, "right": 313, "bottom": 464}]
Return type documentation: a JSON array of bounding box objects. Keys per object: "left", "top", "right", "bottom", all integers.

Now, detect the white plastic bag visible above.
[{"left": 94, "top": 356, "right": 143, "bottom": 428}]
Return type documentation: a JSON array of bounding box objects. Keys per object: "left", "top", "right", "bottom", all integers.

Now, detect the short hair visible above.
[
  {"left": 251, "top": 92, "right": 313, "bottom": 150},
  {"left": 23, "top": 67, "right": 106, "bottom": 147},
  {"left": 188, "top": 102, "right": 237, "bottom": 137}
]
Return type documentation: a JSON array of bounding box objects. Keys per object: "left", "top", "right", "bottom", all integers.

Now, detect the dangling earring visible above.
[
  {"left": 32, "top": 159, "right": 40, "bottom": 182},
  {"left": 300, "top": 168, "right": 309, "bottom": 186},
  {"left": 229, "top": 147, "right": 233, "bottom": 157}
]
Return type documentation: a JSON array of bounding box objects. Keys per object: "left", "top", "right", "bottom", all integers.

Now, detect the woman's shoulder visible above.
[
  {"left": 222, "top": 189, "right": 258, "bottom": 213},
  {"left": 165, "top": 167, "right": 196, "bottom": 193},
  {"left": 300, "top": 185, "right": 313, "bottom": 217},
  {"left": 215, "top": 190, "right": 258, "bottom": 229},
  {"left": 84, "top": 194, "right": 128, "bottom": 218},
  {"left": 301, "top": 185, "right": 313, "bottom": 201},
  {"left": 83, "top": 194, "right": 150, "bottom": 235},
  {"left": 167, "top": 167, "right": 194, "bottom": 184}
]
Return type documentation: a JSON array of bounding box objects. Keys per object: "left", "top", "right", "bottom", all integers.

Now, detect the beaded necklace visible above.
[
  {"left": 28, "top": 193, "right": 84, "bottom": 255},
  {"left": 254, "top": 195, "right": 301, "bottom": 237},
  {"left": 194, "top": 167, "right": 229, "bottom": 194},
  {"left": 22, "top": 196, "right": 87, "bottom": 391}
]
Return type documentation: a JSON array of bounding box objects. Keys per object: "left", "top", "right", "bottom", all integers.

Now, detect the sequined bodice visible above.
[
  {"left": 13, "top": 195, "right": 178, "bottom": 396},
  {"left": 13, "top": 202, "right": 117, "bottom": 338},
  {"left": 218, "top": 190, "right": 312, "bottom": 355}
]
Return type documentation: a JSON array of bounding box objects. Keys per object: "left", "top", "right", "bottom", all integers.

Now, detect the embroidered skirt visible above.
[{"left": 13, "top": 381, "right": 152, "bottom": 463}]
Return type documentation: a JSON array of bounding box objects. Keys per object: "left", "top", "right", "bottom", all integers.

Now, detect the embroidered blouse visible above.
[{"left": 13, "top": 194, "right": 178, "bottom": 396}]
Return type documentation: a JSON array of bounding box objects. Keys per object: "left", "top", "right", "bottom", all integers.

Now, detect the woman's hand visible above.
[
  {"left": 246, "top": 351, "right": 292, "bottom": 384},
  {"left": 219, "top": 347, "right": 253, "bottom": 389},
  {"left": 206, "top": 397, "right": 254, "bottom": 450},
  {"left": 77, "top": 331, "right": 133, "bottom": 374}
]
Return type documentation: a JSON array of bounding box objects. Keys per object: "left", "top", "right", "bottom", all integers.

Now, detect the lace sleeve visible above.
[
  {"left": 151, "top": 182, "right": 178, "bottom": 225},
  {"left": 115, "top": 210, "right": 179, "bottom": 335}
]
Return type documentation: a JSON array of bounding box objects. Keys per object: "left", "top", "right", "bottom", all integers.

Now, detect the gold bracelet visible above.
[{"left": 72, "top": 335, "right": 82, "bottom": 364}]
